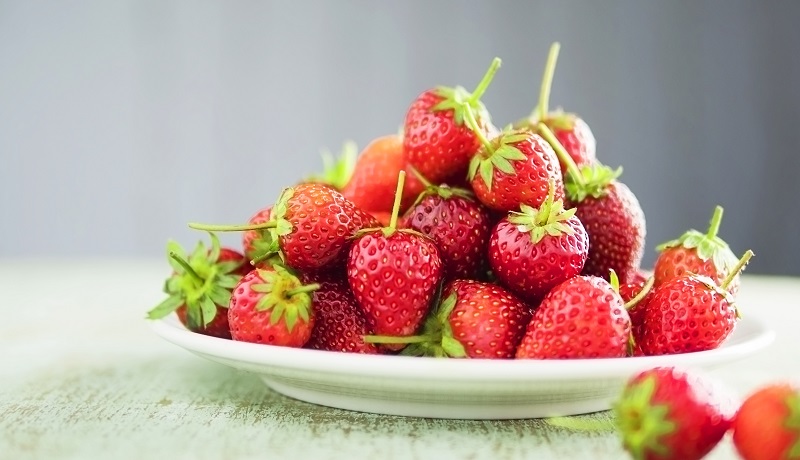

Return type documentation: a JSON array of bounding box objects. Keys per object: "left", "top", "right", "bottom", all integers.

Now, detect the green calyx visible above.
[
  {"left": 432, "top": 57, "right": 501, "bottom": 129},
  {"left": 506, "top": 180, "right": 576, "bottom": 244},
  {"left": 786, "top": 391, "right": 800, "bottom": 457},
  {"left": 565, "top": 164, "right": 622, "bottom": 202},
  {"left": 304, "top": 140, "right": 357, "bottom": 190},
  {"left": 656, "top": 206, "right": 738, "bottom": 275},
  {"left": 147, "top": 232, "right": 244, "bottom": 330},
  {"left": 467, "top": 128, "right": 529, "bottom": 190},
  {"left": 408, "top": 166, "right": 476, "bottom": 209},
  {"left": 612, "top": 375, "right": 677, "bottom": 460},
  {"left": 250, "top": 266, "right": 318, "bottom": 332}
]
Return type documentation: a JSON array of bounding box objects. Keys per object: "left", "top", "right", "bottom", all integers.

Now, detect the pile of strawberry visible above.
[{"left": 147, "top": 42, "right": 753, "bottom": 361}]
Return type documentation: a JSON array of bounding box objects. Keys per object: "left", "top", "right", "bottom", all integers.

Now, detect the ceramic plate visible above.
[{"left": 150, "top": 314, "right": 774, "bottom": 420}]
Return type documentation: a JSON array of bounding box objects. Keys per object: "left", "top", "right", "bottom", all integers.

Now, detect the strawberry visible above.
[
  {"left": 540, "top": 123, "right": 645, "bottom": 283},
  {"left": 654, "top": 205, "right": 740, "bottom": 294},
  {"left": 403, "top": 58, "right": 501, "bottom": 184},
  {"left": 341, "top": 134, "right": 425, "bottom": 215},
  {"left": 370, "top": 280, "right": 531, "bottom": 359},
  {"left": 402, "top": 178, "right": 492, "bottom": 281},
  {"left": 733, "top": 383, "right": 800, "bottom": 460},
  {"left": 227, "top": 264, "right": 317, "bottom": 347},
  {"left": 488, "top": 181, "right": 588, "bottom": 303},
  {"left": 347, "top": 172, "right": 443, "bottom": 344},
  {"left": 147, "top": 233, "right": 247, "bottom": 339},
  {"left": 515, "top": 42, "right": 596, "bottom": 173},
  {"left": 515, "top": 275, "right": 631, "bottom": 359},
  {"left": 613, "top": 366, "right": 738, "bottom": 460},
  {"left": 635, "top": 250, "right": 753, "bottom": 356},
  {"left": 467, "top": 126, "right": 564, "bottom": 213},
  {"left": 241, "top": 206, "right": 273, "bottom": 261},
  {"left": 619, "top": 270, "right": 655, "bottom": 356},
  {"left": 303, "top": 140, "right": 358, "bottom": 190},
  {"left": 190, "top": 183, "right": 380, "bottom": 272}
]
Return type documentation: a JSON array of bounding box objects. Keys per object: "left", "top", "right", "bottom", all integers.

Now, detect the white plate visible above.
[{"left": 150, "top": 314, "right": 775, "bottom": 420}]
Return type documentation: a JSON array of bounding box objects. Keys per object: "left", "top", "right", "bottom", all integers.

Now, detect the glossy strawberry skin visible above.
[
  {"left": 570, "top": 181, "right": 645, "bottom": 283},
  {"left": 280, "top": 183, "right": 380, "bottom": 272},
  {"left": 636, "top": 275, "right": 738, "bottom": 356},
  {"left": 404, "top": 193, "right": 492, "bottom": 281},
  {"left": 227, "top": 269, "right": 314, "bottom": 347},
  {"left": 445, "top": 280, "right": 532, "bottom": 359},
  {"left": 654, "top": 246, "right": 739, "bottom": 295},
  {"left": 347, "top": 231, "right": 442, "bottom": 339},
  {"left": 733, "top": 383, "right": 800, "bottom": 460},
  {"left": 471, "top": 132, "right": 564, "bottom": 213},
  {"left": 242, "top": 206, "right": 273, "bottom": 261},
  {"left": 618, "top": 270, "right": 653, "bottom": 355},
  {"left": 488, "top": 214, "right": 588, "bottom": 304},
  {"left": 515, "top": 276, "right": 631, "bottom": 359},
  {"left": 543, "top": 116, "right": 596, "bottom": 173}
]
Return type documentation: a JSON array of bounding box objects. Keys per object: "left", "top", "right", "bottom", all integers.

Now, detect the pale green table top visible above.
[{"left": 1, "top": 260, "right": 798, "bottom": 460}]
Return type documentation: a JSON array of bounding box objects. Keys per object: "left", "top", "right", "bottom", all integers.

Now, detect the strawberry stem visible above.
[
  {"left": 169, "top": 252, "right": 203, "bottom": 284},
  {"left": 706, "top": 206, "right": 724, "bottom": 239},
  {"left": 363, "top": 334, "right": 432, "bottom": 344},
  {"left": 286, "top": 283, "right": 320, "bottom": 297},
  {"left": 538, "top": 122, "right": 585, "bottom": 186},
  {"left": 721, "top": 250, "right": 754, "bottom": 290},
  {"left": 188, "top": 221, "right": 277, "bottom": 232},
  {"left": 624, "top": 276, "right": 654, "bottom": 310},
  {"left": 468, "top": 57, "right": 502, "bottom": 103},
  {"left": 464, "top": 104, "right": 494, "bottom": 154},
  {"left": 534, "top": 42, "right": 561, "bottom": 121},
  {"left": 408, "top": 165, "right": 433, "bottom": 188},
  {"left": 388, "top": 171, "right": 406, "bottom": 231}
]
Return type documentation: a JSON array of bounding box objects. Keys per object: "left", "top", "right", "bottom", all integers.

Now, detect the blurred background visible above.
[{"left": 1, "top": 0, "right": 799, "bottom": 275}]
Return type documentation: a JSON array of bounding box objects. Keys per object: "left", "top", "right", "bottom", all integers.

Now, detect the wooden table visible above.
[{"left": 1, "top": 260, "right": 798, "bottom": 460}]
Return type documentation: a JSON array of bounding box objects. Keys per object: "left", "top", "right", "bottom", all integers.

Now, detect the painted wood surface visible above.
[{"left": 1, "top": 260, "right": 798, "bottom": 460}]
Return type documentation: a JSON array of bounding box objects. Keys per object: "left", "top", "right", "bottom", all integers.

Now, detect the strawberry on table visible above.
[
  {"left": 733, "top": 383, "right": 800, "bottom": 460},
  {"left": 613, "top": 366, "right": 738, "bottom": 460},
  {"left": 147, "top": 233, "right": 248, "bottom": 339}
]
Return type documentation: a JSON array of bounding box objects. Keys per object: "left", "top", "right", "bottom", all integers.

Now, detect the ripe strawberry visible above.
[
  {"left": 635, "top": 250, "right": 753, "bottom": 356},
  {"left": 488, "top": 182, "right": 588, "bottom": 303},
  {"left": 303, "top": 140, "right": 358, "bottom": 190},
  {"left": 613, "top": 366, "right": 738, "bottom": 460},
  {"left": 654, "top": 205, "right": 740, "bottom": 294},
  {"left": 733, "top": 383, "right": 800, "bottom": 460},
  {"left": 540, "top": 122, "right": 645, "bottom": 283},
  {"left": 341, "top": 135, "right": 425, "bottom": 214},
  {"left": 403, "top": 180, "right": 492, "bottom": 281},
  {"left": 227, "top": 265, "right": 317, "bottom": 347},
  {"left": 403, "top": 58, "right": 501, "bottom": 184},
  {"left": 372, "top": 280, "right": 531, "bottom": 359},
  {"left": 347, "top": 172, "right": 443, "bottom": 344},
  {"left": 147, "top": 233, "right": 248, "bottom": 339},
  {"left": 618, "top": 270, "right": 655, "bottom": 356},
  {"left": 190, "top": 183, "right": 380, "bottom": 272},
  {"left": 515, "top": 42, "right": 596, "bottom": 173},
  {"left": 467, "top": 127, "right": 564, "bottom": 213},
  {"left": 515, "top": 275, "right": 631, "bottom": 359}
]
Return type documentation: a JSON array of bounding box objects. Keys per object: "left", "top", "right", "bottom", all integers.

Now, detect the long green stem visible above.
[
  {"left": 286, "top": 283, "right": 320, "bottom": 297},
  {"left": 706, "top": 206, "right": 724, "bottom": 238},
  {"left": 469, "top": 57, "right": 502, "bottom": 102},
  {"left": 387, "top": 171, "right": 406, "bottom": 231},
  {"left": 535, "top": 42, "right": 561, "bottom": 120},
  {"left": 363, "top": 334, "right": 433, "bottom": 344},
  {"left": 721, "top": 250, "right": 754, "bottom": 290},
  {"left": 624, "top": 276, "right": 654, "bottom": 310},
  {"left": 538, "top": 122, "right": 585, "bottom": 186},
  {"left": 464, "top": 103, "right": 493, "bottom": 154},
  {"left": 169, "top": 252, "right": 203, "bottom": 283},
  {"left": 188, "top": 221, "right": 276, "bottom": 232}
]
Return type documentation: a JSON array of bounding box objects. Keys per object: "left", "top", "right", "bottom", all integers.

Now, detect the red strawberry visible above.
[
  {"left": 515, "top": 42, "right": 596, "bottom": 172},
  {"left": 403, "top": 180, "right": 492, "bottom": 281},
  {"left": 613, "top": 366, "right": 738, "bottom": 460},
  {"left": 341, "top": 135, "right": 424, "bottom": 214},
  {"left": 654, "top": 205, "right": 740, "bottom": 294},
  {"left": 347, "top": 172, "right": 443, "bottom": 344},
  {"left": 300, "top": 274, "right": 382, "bottom": 354},
  {"left": 227, "top": 265, "right": 317, "bottom": 347},
  {"left": 147, "top": 233, "right": 247, "bottom": 339},
  {"left": 618, "top": 270, "right": 655, "bottom": 356},
  {"left": 373, "top": 280, "right": 531, "bottom": 359},
  {"left": 241, "top": 206, "right": 273, "bottom": 261},
  {"left": 190, "top": 183, "right": 380, "bottom": 272},
  {"left": 636, "top": 250, "right": 753, "bottom": 356},
  {"left": 488, "top": 182, "right": 588, "bottom": 303},
  {"left": 404, "top": 58, "right": 501, "bottom": 184},
  {"left": 303, "top": 140, "right": 358, "bottom": 190},
  {"left": 468, "top": 127, "right": 564, "bottom": 212},
  {"left": 618, "top": 269, "right": 652, "bottom": 304},
  {"left": 515, "top": 275, "right": 631, "bottom": 359},
  {"left": 733, "top": 383, "right": 800, "bottom": 460}
]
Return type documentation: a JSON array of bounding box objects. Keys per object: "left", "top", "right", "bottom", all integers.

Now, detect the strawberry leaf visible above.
[
  {"left": 251, "top": 268, "right": 313, "bottom": 333},
  {"left": 166, "top": 240, "right": 187, "bottom": 273},
  {"left": 470, "top": 129, "right": 530, "bottom": 191},
  {"left": 200, "top": 296, "right": 218, "bottom": 327},
  {"left": 507, "top": 181, "right": 576, "bottom": 244},
  {"left": 207, "top": 232, "right": 221, "bottom": 264},
  {"left": 565, "top": 165, "right": 621, "bottom": 202},
  {"left": 146, "top": 295, "right": 183, "bottom": 320},
  {"left": 209, "top": 285, "right": 232, "bottom": 307},
  {"left": 305, "top": 141, "right": 357, "bottom": 189},
  {"left": 441, "top": 336, "right": 467, "bottom": 358},
  {"left": 656, "top": 206, "right": 738, "bottom": 275}
]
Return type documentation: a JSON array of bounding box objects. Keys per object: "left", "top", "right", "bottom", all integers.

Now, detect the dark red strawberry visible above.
[
  {"left": 636, "top": 250, "right": 753, "bottom": 356},
  {"left": 347, "top": 172, "right": 443, "bottom": 345},
  {"left": 488, "top": 182, "right": 588, "bottom": 303},
  {"left": 515, "top": 42, "right": 596, "bottom": 172},
  {"left": 404, "top": 58, "right": 501, "bottom": 184},
  {"left": 467, "top": 127, "right": 564, "bottom": 213},
  {"left": 733, "top": 383, "right": 800, "bottom": 460},
  {"left": 403, "top": 178, "right": 492, "bottom": 281},
  {"left": 515, "top": 275, "right": 631, "bottom": 359},
  {"left": 613, "top": 366, "right": 738, "bottom": 460},
  {"left": 654, "top": 205, "right": 740, "bottom": 295},
  {"left": 147, "top": 233, "right": 248, "bottom": 339},
  {"left": 540, "top": 123, "right": 645, "bottom": 283},
  {"left": 370, "top": 280, "right": 531, "bottom": 359},
  {"left": 190, "top": 183, "right": 380, "bottom": 272},
  {"left": 227, "top": 265, "right": 317, "bottom": 347}
]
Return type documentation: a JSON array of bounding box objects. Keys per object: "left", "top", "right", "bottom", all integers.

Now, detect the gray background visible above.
[{"left": 1, "top": 0, "right": 799, "bottom": 275}]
